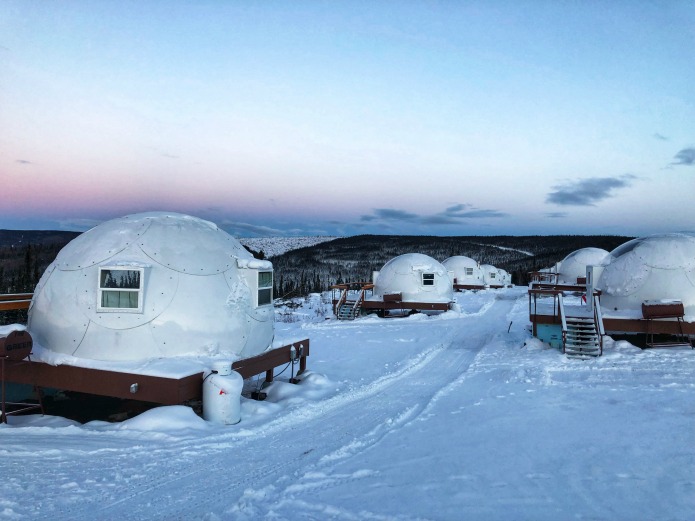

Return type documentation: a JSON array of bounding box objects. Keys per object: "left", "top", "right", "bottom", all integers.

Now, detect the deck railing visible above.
[{"left": 0, "top": 293, "right": 33, "bottom": 312}]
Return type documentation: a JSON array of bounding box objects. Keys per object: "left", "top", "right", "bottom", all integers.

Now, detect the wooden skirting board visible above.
[
  {"left": 3, "top": 340, "right": 310, "bottom": 405},
  {"left": 530, "top": 313, "right": 695, "bottom": 336}
]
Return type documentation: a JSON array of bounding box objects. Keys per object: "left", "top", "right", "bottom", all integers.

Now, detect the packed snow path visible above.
[{"left": 1, "top": 288, "right": 693, "bottom": 520}]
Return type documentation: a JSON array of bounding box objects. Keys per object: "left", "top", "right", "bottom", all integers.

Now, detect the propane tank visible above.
[{"left": 202, "top": 361, "right": 243, "bottom": 425}]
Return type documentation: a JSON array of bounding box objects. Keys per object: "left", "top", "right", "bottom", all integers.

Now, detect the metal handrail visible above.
[
  {"left": 593, "top": 294, "right": 605, "bottom": 355},
  {"left": 558, "top": 293, "right": 568, "bottom": 353}
]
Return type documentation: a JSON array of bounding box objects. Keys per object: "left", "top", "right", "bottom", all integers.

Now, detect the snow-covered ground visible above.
[
  {"left": 239, "top": 236, "right": 338, "bottom": 258},
  {"left": 2, "top": 287, "right": 694, "bottom": 520}
]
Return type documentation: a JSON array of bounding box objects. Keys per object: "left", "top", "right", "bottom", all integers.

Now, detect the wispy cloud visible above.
[
  {"left": 57, "top": 218, "right": 104, "bottom": 231},
  {"left": 16, "top": 159, "right": 32, "bottom": 165},
  {"left": 361, "top": 208, "right": 419, "bottom": 222},
  {"left": 653, "top": 132, "right": 669, "bottom": 141},
  {"left": 546, "top": 175, "right": 635, "bottom": 206},
  {"left": 360, "top": 204, "right": 508, "bottom": 226},
  {"left": 670, "top": 147, "right": 695, "bottom": 166},
  {"left": 220, "top": 221, "right": 286, "bottom": 237},
  {"left": 545, "top": 212, "right": 568, "bottom": 218}
]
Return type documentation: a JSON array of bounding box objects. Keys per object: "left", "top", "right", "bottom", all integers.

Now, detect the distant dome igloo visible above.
[
  {"left": 374, "top": 253, "right": 453, "bottom": 303},
  {"left": 480, "top": 264, "right": 501, "bottom": 287},
  {"left": 28, "top": 212, "right": 275, "bottom": 362},
  {"left": 557, "top": 247, "right": 610, "bottom": 284},
  {"left": 597, "top": 233, "right": 695, "bottom": 315},
  {"left": 442, "top": 256, "right": 484, "bottom": 288}
]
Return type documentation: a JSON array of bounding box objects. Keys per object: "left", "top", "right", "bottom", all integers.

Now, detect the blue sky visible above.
[{"left": 1, "top": 1, "right": 694, "bottom": 237}]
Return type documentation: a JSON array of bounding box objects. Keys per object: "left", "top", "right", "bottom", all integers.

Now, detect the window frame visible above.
[
  {"left": 422, "top": 273, "right": 435, "bottom": 286},
  {"left": 257, "top": 270, "right": 273, "bottom": 307},
  {"left": 97, "top": 266, "right": 145, "bottom": 313}
]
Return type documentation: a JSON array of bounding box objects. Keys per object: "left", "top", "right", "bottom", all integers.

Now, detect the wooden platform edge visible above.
[{"left": 3, "top": 339, "right": 311, "bottom": 405}]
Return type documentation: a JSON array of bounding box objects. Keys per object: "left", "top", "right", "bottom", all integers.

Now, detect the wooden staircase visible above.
[
  {"left": 337, "top": 300, "right": 362, "bottom": 320},
  {"left": 563, "top": 316, "right": 601, "bottom": 358},
  {"left": 333, "top": 284, "right": 371, "bottom": 321}
]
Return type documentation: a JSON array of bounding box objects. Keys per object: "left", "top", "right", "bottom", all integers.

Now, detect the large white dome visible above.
[
  {"left": 28, "top": 212, "right": 275, "bottom": 362},
  {"left": 442, "top": 256, "right": 484, "bottom": 288},
  {"left": 597, "top": 233, "right": 695, "bottom": 315},
  {"left": 373, "top": 253, "right": 453, "bottom": 303},
  {"left": 557, "top": 247, "right": 610, "bottom": 284}
]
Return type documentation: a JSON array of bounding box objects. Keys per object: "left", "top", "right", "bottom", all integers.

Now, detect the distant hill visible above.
[
  {"left": 269, "top": 234, "right": 634, "bottom": 297},
  {"left": 239, "top": 236, "right": 339, "bottom": 258}
]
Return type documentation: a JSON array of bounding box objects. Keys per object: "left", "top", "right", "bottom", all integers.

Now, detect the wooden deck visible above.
[
  {"left": 1, "top": 293, "right": 310, "bottom": 405},
  {"left": 528, "top": 284, "right": 695, "bottom": 343},
  {"left": 361, "top": 299, "right": 452, "bottom": 312}
]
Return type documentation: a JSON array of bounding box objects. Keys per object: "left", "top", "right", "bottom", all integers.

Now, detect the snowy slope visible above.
[
  {"left": 1, "top": 288, "right": 694, "bottom": 520},
  {"left": 239, "top": 236, "right": 338, "bottom": 258}
]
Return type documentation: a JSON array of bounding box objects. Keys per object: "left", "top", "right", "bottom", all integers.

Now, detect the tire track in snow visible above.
[
  {"left": 49, "top": 337, "right": 454, "bottom": 520},
  {"left": 220, "top": 297, "right": 519, "bottom": 520},
  {"left": 37, "top": 295, "right": 512, "bottom": 521}
]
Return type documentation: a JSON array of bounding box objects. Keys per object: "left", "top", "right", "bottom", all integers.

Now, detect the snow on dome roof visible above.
[
  {"left": 597, "top": 233, "right": 695, "bottom": 315},
  {"left": 557, "top": 247, "right": 610, "bottom": 284},
  {"left": 28, "top": 212, "right": 274, "bottom": 364},
  {"left": 372, "top": 253, "right": 453, "bottom": 303},
  {"left": 442, "top": 256, "right": 479, "bottom": 269}
]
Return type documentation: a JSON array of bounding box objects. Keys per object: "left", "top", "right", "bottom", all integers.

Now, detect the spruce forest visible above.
[{"left": 0, "top": 231, "right": 633, "bottom": 316}]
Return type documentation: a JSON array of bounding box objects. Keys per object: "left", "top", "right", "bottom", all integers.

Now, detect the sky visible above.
[{"left": 1, "top": 1, "right": 694, "bottom": 237}]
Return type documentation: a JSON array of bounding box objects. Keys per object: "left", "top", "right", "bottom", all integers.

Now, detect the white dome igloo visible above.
[
  {"left": 557, "top": 247, "right": 610, "bottom": 284},
  {"left": 442, "top": 256, "right": 484, "bottom": 288},
  {"left": 373, "top": 253, "right": 453, "bottom": 303},
  {"left": 498, "top": 268, "right": 511, "bottom": 286},
  {"left": 480, "top": 264, "right": 500, "bottom": 286},
  {"left": 597, "top": 233, "right": 695, "bottom": 316},
  {"left": 28, "top": 212, "right": 275, "bottom": 362}
]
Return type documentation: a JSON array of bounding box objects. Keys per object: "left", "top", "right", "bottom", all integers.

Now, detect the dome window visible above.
[
  {"left": 97, "top": 267, "right": 144, "bottom": 313},
  {"left": 422, "top": 273, "right": 435, "bottom": 286},
  {"left": 257, "top": 271, "right": 274, "bottom": 306}
]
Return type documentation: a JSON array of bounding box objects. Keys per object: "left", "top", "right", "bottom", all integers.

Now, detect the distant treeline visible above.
[
  {"left": 269, "top": 235, "right": 634, "bottom": 299},
  {"left": 0, "top": 237, "right": 79, "bottom": 323}
]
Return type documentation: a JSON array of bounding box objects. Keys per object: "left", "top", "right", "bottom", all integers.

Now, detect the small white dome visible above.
[
  {"left": 597, "top": 233, "right": 695, "bottom": 315},
  {"left": 28, "top": 212, "right": 275, "bottom": 362},
  {"left": 373, "top": 253, "right": 453, "bottom": 303},
  {"left": 498, "top": 268, "right": 511, "bottom": 285},
  {"left": 442, "top": 256, "right": 484, "bottom": 287},
  {"left": 557, "top": 247, "right": 610, "bottom": 284},
  {"left": 480, "top": 264, "right": 500, "bottom": 286}
]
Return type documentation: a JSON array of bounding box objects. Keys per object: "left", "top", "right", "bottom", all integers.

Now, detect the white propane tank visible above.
[{"left": 202, "top": 361, "right": 243, "bottom": 425}]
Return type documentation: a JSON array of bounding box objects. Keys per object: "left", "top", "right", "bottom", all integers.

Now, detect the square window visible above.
[
  {"left": 465, "top": 267, "right": 474, "bottom": 276},
  {"left": 97, "top": 267, "right": 144, "bottom": 313},
  {"left": 258, "top": 271, "right": 273, "bottom": 306},
  {"left": 422, "top": 273, "right": 435, "bottom": 286}
]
